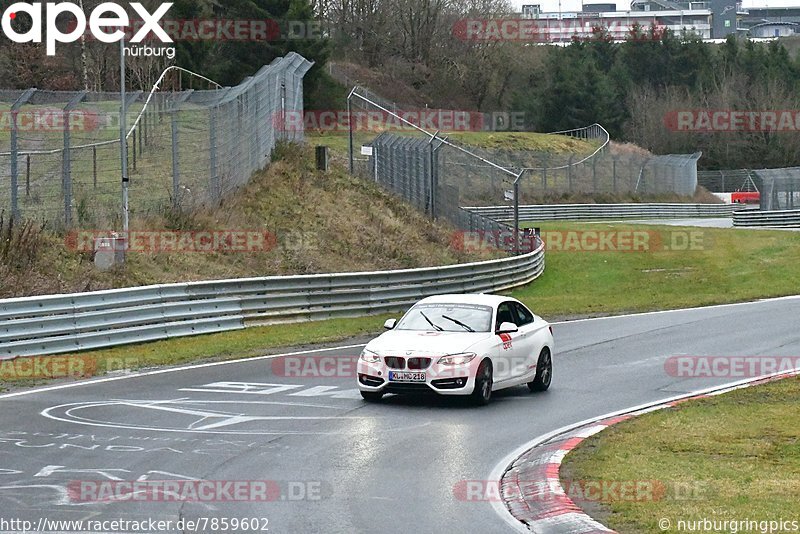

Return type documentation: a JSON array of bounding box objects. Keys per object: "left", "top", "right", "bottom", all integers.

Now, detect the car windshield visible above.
[{"left": 395, "top": 303, "right": 492, "bottom": 333}]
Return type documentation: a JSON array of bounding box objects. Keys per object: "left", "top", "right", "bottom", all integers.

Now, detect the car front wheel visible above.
[
  {"left": 528, "top": 348, "right": 552, "bottom": 392},
  {"left": 471, "top": 360, "right": 493, "bottom": 406}
]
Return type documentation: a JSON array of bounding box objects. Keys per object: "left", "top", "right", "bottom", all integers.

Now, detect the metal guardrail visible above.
[
  {"left": 733, "top": 208, "right": 800, "bottom": 227},
  {"left": 0, "top": 242, "right": 545, "bottom": 359},
  {"left": 465, "top": 203, "right": 737, "bottom": 222}
]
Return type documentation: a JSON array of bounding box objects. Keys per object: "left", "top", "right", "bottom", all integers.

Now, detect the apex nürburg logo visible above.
[{"left": 1, "top": 2, "right": 173, "bottom": 56}]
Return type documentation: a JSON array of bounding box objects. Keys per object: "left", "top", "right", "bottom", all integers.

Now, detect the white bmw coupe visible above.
[{"left": 356, "top": 294, "right": 554, "bottom": 405}]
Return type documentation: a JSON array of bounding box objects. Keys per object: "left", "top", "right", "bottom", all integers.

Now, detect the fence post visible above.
[
  {"left": 62, "top": 91, "right": 87, "bottom": 227},
  {"left": 25, "top": 155, "right": 31, "bottom": 198},
  {"left": 132, "top": 129, "right": 137, "bottom": 170},
  {"left": 568, "top": 155, "right": 574, "bottom": 192},
  {"left": 9, "top": 89, "right": 34, "bottom": 220},
  {"left": 93, "top": 146, "right": 97, "bottom": 188},
  {"left": 612, "top": 157, "right": 617, "bottom": 192},
  {"left": 542, "top": 154, "right": 548, "bottom": 192},
  {"left": 209, "top": 106, "right": 220, "bottom": 201},
  {"left": 143, "top": 105, "right": 148, "bottom": 148},
  {"left": 347, "top": 90, "right": 355, "bottom": 174},
  {"left": 171, "top": 109, "right": 180, "bottom": 209}
]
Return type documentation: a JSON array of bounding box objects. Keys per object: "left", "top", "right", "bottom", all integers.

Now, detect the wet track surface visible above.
[{"left": 1, "top": 296, "right": 799, "bottom": 533}]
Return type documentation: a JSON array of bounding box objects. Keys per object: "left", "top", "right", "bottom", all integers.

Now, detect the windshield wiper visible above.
[
  {"left": 419, "top": 311, "right": 443, "bottom": 331},
  {"left": 441, "top": 315, "right": 475, "bottom": 332}
]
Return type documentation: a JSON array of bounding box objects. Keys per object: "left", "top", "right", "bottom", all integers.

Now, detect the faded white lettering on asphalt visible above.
[{"left": 179, "top": 381, "right": 361, "bottom": 398}]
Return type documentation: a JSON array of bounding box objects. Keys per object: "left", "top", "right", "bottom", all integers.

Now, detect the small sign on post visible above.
[
  {"left": 360, "top": 146, "right": 373, "bottom": 156},
  {"left": 504, "top": 189, "right": 515, "bottom": 202}
]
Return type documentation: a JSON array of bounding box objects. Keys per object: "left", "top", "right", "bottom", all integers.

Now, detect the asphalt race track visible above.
[{"left": 1, "top": 296, "right": 799, "bottom": 533}]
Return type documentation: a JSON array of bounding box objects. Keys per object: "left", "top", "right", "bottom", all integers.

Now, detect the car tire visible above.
[
  {"left": 528, "top": 348, "right": 552, "bottom": 392},
  {"left": 360, "top": 391, "right": 384, "bottom": 402},
  {"left": 471, "top": 360, "right": 493, "bottom": 406}
]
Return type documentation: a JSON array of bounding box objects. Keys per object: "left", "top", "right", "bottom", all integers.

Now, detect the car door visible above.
[
  {"left": 492, "top": 301, "right": 526, "bottom": 383},
  {"left": 512, "top": 301, "right": 547, "bottom": 380}
]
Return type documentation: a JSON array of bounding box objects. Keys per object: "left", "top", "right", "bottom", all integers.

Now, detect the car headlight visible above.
[
  {"left": 437, "top": 353, "right": 477, "bottom": 365},
  {"left": 360, "top": 349, "right": 381, "bottom": 363}
]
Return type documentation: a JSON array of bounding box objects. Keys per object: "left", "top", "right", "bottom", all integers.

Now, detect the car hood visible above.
[{"left": 366, "top": 330, "right": 491, "bottom": 356}]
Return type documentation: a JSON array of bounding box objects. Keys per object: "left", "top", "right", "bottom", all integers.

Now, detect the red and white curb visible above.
[{"left": 490, "top": 369, "right": 799, "bottom": 534}]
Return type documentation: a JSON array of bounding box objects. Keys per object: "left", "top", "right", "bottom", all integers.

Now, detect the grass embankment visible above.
[
  {"left": 307, "top": 130, "right": 599, "bottom": 157},
  {"left": 511, "top": 222, "right": 800, "bottom": 317},
  {"left": 3, "top": 222, "right": 799, "bottom": 391},
  {"left": 561, "top": 377, "right": 800, "bottom": 533},
  {"left": 0, "top": 142, "right": 493, "bottom": 298}
]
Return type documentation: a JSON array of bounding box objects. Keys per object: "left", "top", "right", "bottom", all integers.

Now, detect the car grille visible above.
[
  {"left": 384, "top": 356, "right": 406, "bottom": 369},
  {"left": 407, "top": 357, "right": 432, "bottom": 370},
  {"left": 386, "top": 382, "right": 433, "bottom": 394}
]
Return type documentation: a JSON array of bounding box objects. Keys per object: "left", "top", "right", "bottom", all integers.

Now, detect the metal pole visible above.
[
  {"left": 10, "top": 111, "right": 19, "bottom": 220},
  {"left": 513, "top": 170, "right": 525, "bottom": 256},
  {"left": 171, "top": 110, "right": 180, "bottom": 209},
  {"left": 120, "top": 38, "right": 129, "bottom": 242},
  {"left": 347, "top": 93, "right": 354, "bottom": 174}
]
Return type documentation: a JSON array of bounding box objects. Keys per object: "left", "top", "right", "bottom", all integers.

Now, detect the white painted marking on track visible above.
[{"left": 0, "top": 344, "right": 367, "bottom": 400}]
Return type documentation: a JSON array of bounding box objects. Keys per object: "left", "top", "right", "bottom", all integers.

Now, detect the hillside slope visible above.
[{"left": 0, "top": 143, "right": 496, "bottom": 299}]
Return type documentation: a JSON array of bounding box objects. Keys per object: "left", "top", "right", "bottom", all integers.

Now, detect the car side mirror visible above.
[
  {"left": 384, "top": 318, "right": 397, "bottom": 330},
  {"left": 497, "top": 322, "right": 518, "bottom": 334}
]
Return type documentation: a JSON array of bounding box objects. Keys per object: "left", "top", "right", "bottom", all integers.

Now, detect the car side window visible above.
[
  {"left": 513, "top": 302, "right": 534, "bottom": 327},
  {"left": 495, "top": 302, "right": 518, "bottom": 330}
]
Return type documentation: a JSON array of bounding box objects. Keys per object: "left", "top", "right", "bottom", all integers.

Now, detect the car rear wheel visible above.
[
  {"left": 360, "top": 391, "right": 384, "bottom": 402},
  {"left": 471, "top": 360, "right": 493, "bottom": 406},
  {"left": 528, "top": 348, "right": 552, "bottom": 392}
]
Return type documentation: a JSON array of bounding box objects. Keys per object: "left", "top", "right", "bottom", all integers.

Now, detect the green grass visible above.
[
  {"left": 509, "top": 222, "right": 800, "bottom": 317},
  {"left": 0, "top": 314, "right": 392, "bottom": 391},
  {"left": 3, "top": 222, "right": 799, "bottom": 392},
  {"left": 307, "top": 130, "right": 599, "bottom": 159},
  {"left": 561, "top": 377, "right": 800, "bottom": 533}
]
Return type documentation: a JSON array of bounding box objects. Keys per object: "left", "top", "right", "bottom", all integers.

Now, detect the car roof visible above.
[{"left": 415, "top": 293, "right": 516, "bottom": 307}]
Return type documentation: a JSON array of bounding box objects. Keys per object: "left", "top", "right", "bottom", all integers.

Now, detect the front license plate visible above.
[{"left": 389, "top": 371, "right": 426, "bottom": 382}]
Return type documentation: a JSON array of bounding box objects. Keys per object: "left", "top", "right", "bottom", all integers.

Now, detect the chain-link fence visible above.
[
  {"left": 345, "top": 86, "right": 706, "bottom": 253},
  {"left": 753, "top": 168, "right": 800, "bottom": 211},
  {"left": 697, "top": 169, "right": 761, "bottom": 193},
  {"left": 1, "top": 53, "right": 312, "bottom": 228}
]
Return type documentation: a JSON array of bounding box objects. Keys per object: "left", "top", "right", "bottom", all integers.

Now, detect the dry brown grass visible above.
[{"left": 0, "top": 143, "right": 496, "bottom": 298}]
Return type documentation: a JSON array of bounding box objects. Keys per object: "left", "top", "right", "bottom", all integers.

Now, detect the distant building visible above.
[
  {"left": 747, "top": 20, "right": 797, "bottom": 36},
  {"left": 518, "top": 0, "right": 800, "bottom": 40}
]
